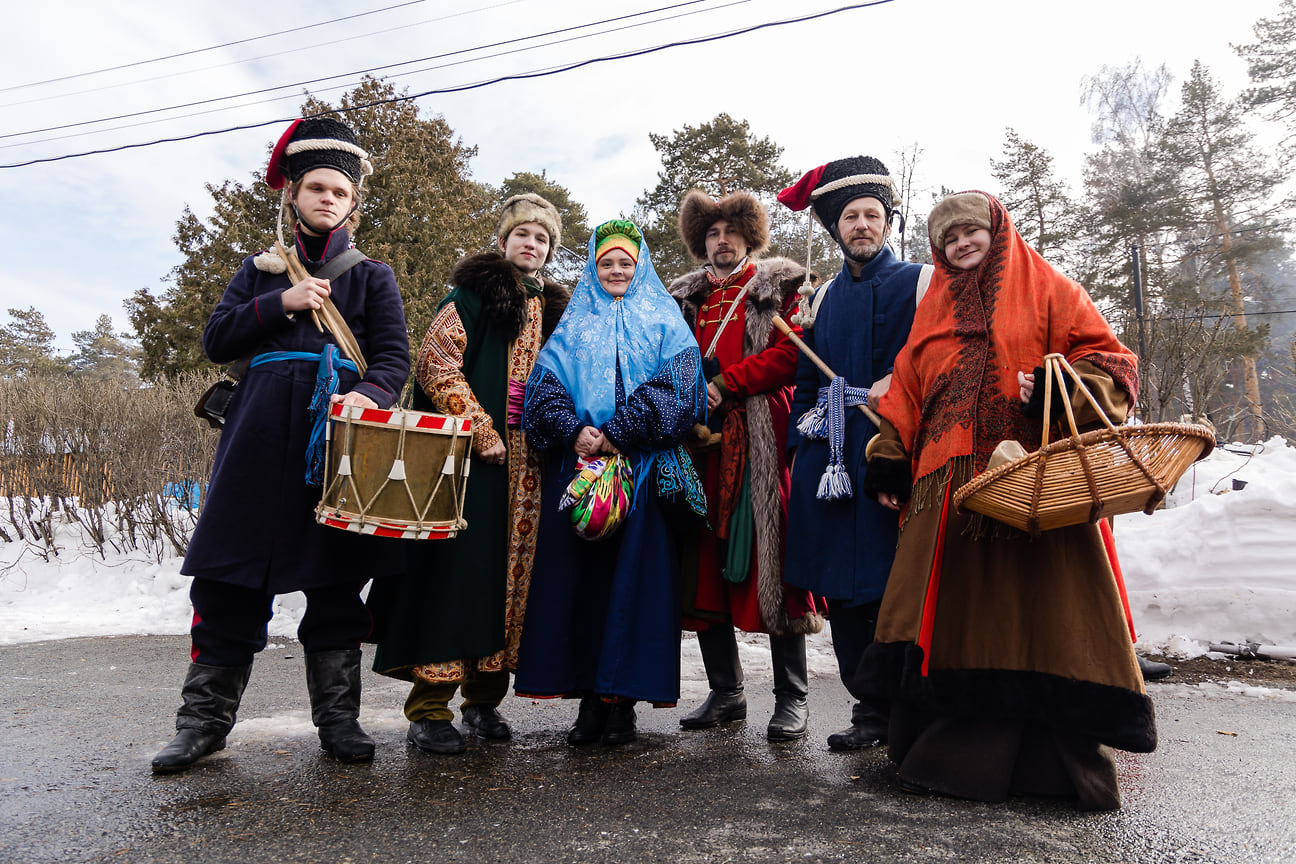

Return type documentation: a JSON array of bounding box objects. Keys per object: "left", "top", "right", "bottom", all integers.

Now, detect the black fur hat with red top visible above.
[{"left": 265, "top": 117, "right": 372, "bottom": 190}]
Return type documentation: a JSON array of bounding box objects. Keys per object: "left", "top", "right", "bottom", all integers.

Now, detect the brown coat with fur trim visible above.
[{"left": 669, "top": 257, "right": 823, "bottom": 636}]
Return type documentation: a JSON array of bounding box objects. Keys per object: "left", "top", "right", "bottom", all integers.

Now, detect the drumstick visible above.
[
  {"left": 276, "top": 241, "right": 324, "bottom": 333},
  {"left": 772, "top": 315, "right": 885, "bottom": 428},
  {"left": 276, "top": 241, "right": 368, "bottom": 375}
]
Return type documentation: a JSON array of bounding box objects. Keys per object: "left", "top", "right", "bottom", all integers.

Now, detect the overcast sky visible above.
[{"left": 0, "top": 0, "right": 1271, "bottom": 353}]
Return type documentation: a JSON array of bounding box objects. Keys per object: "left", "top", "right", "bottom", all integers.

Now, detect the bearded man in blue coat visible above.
[
  {"left": 777, "top": 156, "right": 930, "bottom": 752},
  {"left": 151, "top": 118, "right": 410, "bottom": 773}
]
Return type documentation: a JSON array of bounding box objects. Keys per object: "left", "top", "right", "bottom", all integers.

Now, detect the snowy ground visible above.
[{"left": 2, "top": 438, "right": 1293, "bottom": 680}]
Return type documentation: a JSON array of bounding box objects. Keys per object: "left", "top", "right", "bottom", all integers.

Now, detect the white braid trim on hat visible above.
[
  {"left": 810, "top": 173, "right": 895, "bottom": 199},
  {"left": 286, "top": 138, "right": 374, "bottom": 180},
  {"left": 286, "top": 138, "right": 369, "bottom": 159}
]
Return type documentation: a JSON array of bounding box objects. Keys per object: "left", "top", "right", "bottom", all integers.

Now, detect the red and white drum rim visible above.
[{"left": 327, "top": 402, "right": 472, "bottom": 433}]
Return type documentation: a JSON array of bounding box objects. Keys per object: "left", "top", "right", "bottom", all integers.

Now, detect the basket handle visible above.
[{"left": 1039, "top": 353, "right": 1121, "bottom": 448}]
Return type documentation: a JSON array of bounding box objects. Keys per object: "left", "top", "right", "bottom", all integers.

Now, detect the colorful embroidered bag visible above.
[{"left": 559, "top": 454, "right": 635, "bottom": 541}]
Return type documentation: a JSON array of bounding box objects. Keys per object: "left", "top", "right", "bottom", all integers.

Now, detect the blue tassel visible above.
[
  {"left": 305, "top": 345, "right": 342, "bottom": 486},
  {"left": 248, "top": 347, "right": 358, "bottom": 488}
]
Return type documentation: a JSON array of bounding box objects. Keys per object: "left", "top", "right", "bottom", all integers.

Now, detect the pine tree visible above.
[
  {"left": 69, "top": 315, "right": 140, "bottom": 382},
  {"left": 635, "top": 114, "right": 795, "bottom": 279},
  {"left": 990, "top": 129, "right": 1082, "bottom": 273},
  {"left": 1235, "top": 0, "right": 1296, "bottom": 149},
  {"left": 1154, "top": 61, "right": 1290, "bottom": 440},
  {"left": 0, "top": 307, "right": 69, "bottom": 378}
]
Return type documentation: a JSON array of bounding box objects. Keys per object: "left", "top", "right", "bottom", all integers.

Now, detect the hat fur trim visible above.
[
  {"left": 678, "top": 189, "right": 770, "bottom": 262},
  {"left": 498, "top": 193, "right": 562, "bottom": 264},
  {"left": 928, "top": 191, "right": 993, "bottom": 250}
]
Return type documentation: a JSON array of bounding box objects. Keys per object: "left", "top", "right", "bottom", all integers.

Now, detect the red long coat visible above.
[{"left": 669, "top": 258, "right": 822, "bottom": 635}]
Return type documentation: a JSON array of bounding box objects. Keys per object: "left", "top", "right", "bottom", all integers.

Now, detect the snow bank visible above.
[
  {"left": 1114, "top": 437, "right": 1296, "bottom": 651},
  {"left": 2, "top": 439, "right": 1293, "bottom": 658}
]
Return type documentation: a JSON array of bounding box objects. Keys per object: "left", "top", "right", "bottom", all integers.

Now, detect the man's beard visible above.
[{"left": 842, "top": 236, "right": 884, "bottom": 262}]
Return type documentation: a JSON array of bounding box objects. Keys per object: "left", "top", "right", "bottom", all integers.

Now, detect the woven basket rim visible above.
[{"left": 953, "top": 420, "right": 1216, "bottom": 507}]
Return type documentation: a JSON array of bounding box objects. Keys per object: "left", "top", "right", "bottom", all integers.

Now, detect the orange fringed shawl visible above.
[{"left": 877, "top": 192, "right": 1138, "bottom": 497}]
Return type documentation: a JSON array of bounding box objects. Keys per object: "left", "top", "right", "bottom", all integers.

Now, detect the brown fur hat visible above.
[
  {"left": 497, "top": 193, "right": 562, "bottom": 264},
  {"left": 677, "top": 189, "right": 770, "bottom": 262},
  {"left": 928, "top": 191, "right": 992, "bottom": 251}
]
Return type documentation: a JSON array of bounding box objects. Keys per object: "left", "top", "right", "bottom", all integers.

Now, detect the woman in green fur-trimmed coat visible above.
[{"left": 367, "top": 194, "right": 569, "bottom": 755}]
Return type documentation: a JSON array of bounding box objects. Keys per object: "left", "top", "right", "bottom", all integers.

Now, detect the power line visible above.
[
  {"left": 1, "top": 0, "right": 526, "bottom": 111},
  {"left": 2, "top": 0, "right": 721, "bottom": 143},
  {"left": 0, "top": 0, "right": 430, "bottom": 94},
  {"left": 5, "top": 0, "right": 751, "bottom": 152},
  {"left": 1, "top": 0, "right": 892, "bottom": 169},
  {"left": 1138, "top": 308, "right": 1296, "bottom": 323}
]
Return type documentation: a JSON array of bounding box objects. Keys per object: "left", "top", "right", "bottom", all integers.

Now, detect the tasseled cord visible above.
[
  {"left": 796, "top": 374, "right": 870, "bottom": 500},
  {"left": 789, "top": 208, "right": 819, "bottom": 328},
  {"left": 249, "top": 345, "right": 358, "bottom": 486},
  {"left": 305, "top": 345, "right": 351, "bottom": 485}
]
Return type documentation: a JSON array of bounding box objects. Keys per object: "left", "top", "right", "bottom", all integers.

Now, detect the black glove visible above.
[
  {"left": 1022, "top": 365, "right": 1073, "bottom": 421},
  {"left": 701, "top": 355, "right": 722, "bottom": 381},
  {"left": 861, "top": 457, "right": 911, "bottom": 504}
]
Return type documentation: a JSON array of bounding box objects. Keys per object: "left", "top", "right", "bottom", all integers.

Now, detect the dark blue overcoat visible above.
[
  {"left": 784, "top": 246, "right": 922, "bottom": 605},
  {"left": 514, "top": 354, "right": 701, "bottom": 705},
  {"left": 182, "top": 228, "right": 410, "bottom": 593}
]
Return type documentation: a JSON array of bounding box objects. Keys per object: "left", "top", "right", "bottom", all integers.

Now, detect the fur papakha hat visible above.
[
  {"left": 498, "top": 193, "right": 562, "bottom": 264},
  {"left": 266, "top": 117, "right": 372, "bottom": 190},
  {"left": 928, "top": 191, "right": 993, "bottom": 251},
  {"left": 677, "top": 189, "right": 770, "bottom": 262},
  {"left": 778, "top": 155, "right": 896, "bottom": 239}
]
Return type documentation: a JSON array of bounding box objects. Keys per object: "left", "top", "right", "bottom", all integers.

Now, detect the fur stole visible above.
[
  {"left": 451, "top": 252, "right": 569, "bottom": 341},
  {"left": 669, "top": 257, "right": 805, "bottom": 357},
  {"left": 669, "top": 257, "right": 822, "bottom": 636}
]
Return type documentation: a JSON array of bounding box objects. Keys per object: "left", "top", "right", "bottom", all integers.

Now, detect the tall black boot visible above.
[
  {"left": 151, "top": 663, "right": 252, "bottom": 774},
  {"left": 826, "top": 701, "right": 889, "bottom": 751},
  {"left": 602, "top": 700, "right": 638, "bottom": 746},
  {"left": 680, "top": 625, "right": 747, "bottom": 729},
  {"left": 567, "top": 696, "right": 611, "bottom": 746},
  {"left": 767, "top": 634, "right": 809, "bottom": 741},
  {"left": 305, "top": 649, "right": 375, "bottom": 763}
]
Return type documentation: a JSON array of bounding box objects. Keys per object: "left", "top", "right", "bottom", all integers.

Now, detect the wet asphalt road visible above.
[{"left": 1, "top": 635, "right": 1294, "bottom": 864}]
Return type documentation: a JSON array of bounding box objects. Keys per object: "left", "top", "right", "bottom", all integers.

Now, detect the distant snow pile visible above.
[
  {"left": 1, "top": 438, "right": 1293, "bottom": 652},
  {"left": 1114, "top": 437, "right": 1296, "bottom": 655}
]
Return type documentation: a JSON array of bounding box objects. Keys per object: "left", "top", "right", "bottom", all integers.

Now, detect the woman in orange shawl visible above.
[{"left": 858, "top": 191, "right": 1155, "bottom": 810}]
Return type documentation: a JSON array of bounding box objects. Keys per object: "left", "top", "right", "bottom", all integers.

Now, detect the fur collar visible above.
[
  {"left": 451, "top": 252, "right": 569, "bottom": 340},
  {"left": 669, "top": 257, "right": 806, "bottom": 358},
  {"left": 668, "top": 256, "right": 806, "bottom": 321}
]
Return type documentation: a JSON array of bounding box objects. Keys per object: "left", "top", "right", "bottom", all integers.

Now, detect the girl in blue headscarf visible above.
[{"left": 515, "top": 219, "right": 705, "bottom": 746}]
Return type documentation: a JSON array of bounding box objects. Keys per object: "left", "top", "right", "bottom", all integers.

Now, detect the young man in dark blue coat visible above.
[
  {"left": 152, "top": 118, "right": 410, "bottom": 773},
  {"left": 777, "top": 156, "right": 928, "bottom": 751}
]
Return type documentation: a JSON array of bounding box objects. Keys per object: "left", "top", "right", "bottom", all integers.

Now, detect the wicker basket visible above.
[{"left": 953, "top": 354, "right": 1216, "bottom": 535}]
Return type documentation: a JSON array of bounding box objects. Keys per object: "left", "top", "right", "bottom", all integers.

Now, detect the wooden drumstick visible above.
[
  {"left": 276, "top": 241, "right": 324, "bottom": 333},
  {"left": 275, "top": 241, "right": 368, "bottom": 375},
  {"left": 772, "top": 315, "right": 885, "bottom": 428}
]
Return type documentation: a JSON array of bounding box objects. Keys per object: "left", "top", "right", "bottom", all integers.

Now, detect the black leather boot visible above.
[
  {"left": 567, "top": 696, "right": 611, "bottom": 746},
  {"left": 826, "top": 702, "right": 888, "bottom": 751},
  {"left": 680, "top": 625, "right": 747, "bottom": 729},
  {"left": 602, "top": 700, "right": 638, "bottom": 746},
  {"left": 767, "top": 634, "right": 809, "bottom": 741},
  {"left": 305, "top": 649, "right": 375, "bottom": 763},
  {"left": 1138, "top": 656, "right": 1172, "bottom": 681},
  {"left": 151, "top": 663, "right": 252, "bottom": 773}
]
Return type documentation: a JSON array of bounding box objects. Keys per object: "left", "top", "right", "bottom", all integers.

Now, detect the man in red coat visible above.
[{"left": 668, "top": 190, "right": 824, "bottom": 741}]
